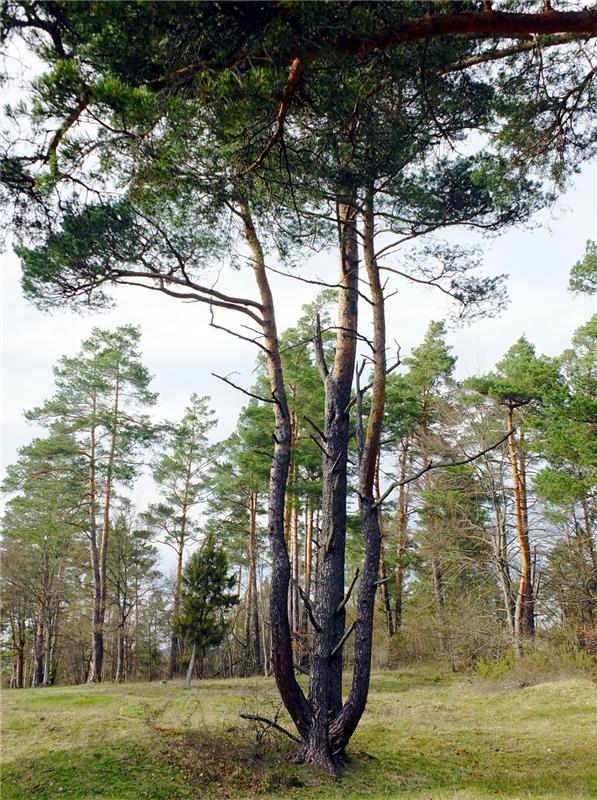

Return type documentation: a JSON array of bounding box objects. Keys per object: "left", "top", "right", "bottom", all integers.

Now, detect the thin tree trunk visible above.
[
  {"left": 88, "top": 389, "right": 103, "bottom": 683},
  {"left": 300, "top": 501, "right": 314, "bottom": 664},
  {"left": 291, "top": 483, "right": 300, "bottom": 640},
  {"left": 32, "top": 619, "right": 44, "bottom": 687},
  {"left": 244, "top": 491, "right": 262, "bottom": 673},
  {"left": 494, "top": 488, "right": 516, "bottom": 633},
  {"left": 42, "top": 617, "right": 52, "bottom": 686},
  {"left": 115, "top": 620, "right": 126, "bottom": 682},
  {"left": 507, "top": 406, "right": 535, "bottom": 655},
  {"left": 517, "top": 433, "right": 535, "bottom": 637},
  {"left": 169, "top": 538, "right": 184, "bottom": 679},
  {"left": 94, "top": 371, "right": 120, "bottom": 682},
  {"left": 395, "top": 442, "right": 410, "bottom": 631},
  {"left": 375, "top": 457, "right": 394, "bottom": 637},
  {"left": 16, "top": 626, "right": 25, "bottom": 689},
  {"left": 186, "top": 645, "right": 196, "bottom": 685}
]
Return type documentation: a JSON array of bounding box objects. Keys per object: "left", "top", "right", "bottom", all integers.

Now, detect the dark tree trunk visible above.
[
  {"left": 32, "top": 619, "right": 44, "bottom": 687},
  {"left": 240, "top": 203, "right": 311, "bottom": 740},
  {"left": 294, "top": 199, "right": 360, "bottom": 773},
  {"left": 115, "top": 622, "right": 127, "bottom": 682}
]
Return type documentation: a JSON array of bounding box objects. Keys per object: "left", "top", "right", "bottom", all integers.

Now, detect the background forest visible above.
[{"left": 3, "top": 255, "right": 595, "bottom": 687}]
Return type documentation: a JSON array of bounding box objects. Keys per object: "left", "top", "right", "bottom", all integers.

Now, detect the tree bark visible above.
[
  {"left": 95, "top": 370, "right": 120, "bottom": 682},
  {"left": 186, "top": 643, "right": 196, "bottom": 686},
  {"left": 240, "top": 202, "right": 311, "bottom": 739},
  {"left": 32, "top": 619, "right": 44, "bottom": 687},
  {"left": 245, "top": 491, "right": 262, "bottom": 673},
  {"left": 88, "top": 390, "right": 103, "bottom": 683},
  {"left": 395, "top": 442, "right": 411, "bottom": 632},
  {"left": 329, "top": 188, "right": 384, "bottom": 757},
  {"left": 169, "top": 538, "right": 185, "bottom": 679},
  {"left": 507, "top": 406, "right": 535, "bottom": 656},
  {"left": 374, "top": 457, "right": 394, "bottom": 637}
]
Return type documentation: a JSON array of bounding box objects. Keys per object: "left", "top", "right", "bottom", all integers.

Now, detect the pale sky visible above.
[{"left": 2, "top": 160, "right": 595, "bottom": 482}]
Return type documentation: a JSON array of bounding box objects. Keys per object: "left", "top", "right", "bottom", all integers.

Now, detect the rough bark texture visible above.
[
  {"left": 296, "top": 199, "right": 359, "bottom": 772},
  {"left": 329, "top": 191, "right": 385, "bottom": 755},
  {"left": 240, "top": 203, "right": 311, "bottom": 739}
]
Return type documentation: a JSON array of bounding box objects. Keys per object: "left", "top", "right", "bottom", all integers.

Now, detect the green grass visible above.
[{"left": 2, "top": 670, "right": 596, "bottom": 799}]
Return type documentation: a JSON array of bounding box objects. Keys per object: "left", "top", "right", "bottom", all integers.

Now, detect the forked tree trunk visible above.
[
  {"left": 293, "top": 199, "right": 359, "bottom": 772},
  {"left": 242, "top": 195, "right": 386, "bottom": 774},
  {"left": 328, "top": 189, "right": 386, "bottom": 760}
]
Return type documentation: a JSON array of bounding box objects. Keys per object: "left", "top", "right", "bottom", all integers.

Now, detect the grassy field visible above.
[{"left": 2, "top": 669, "right": 596, "bottom": 800}]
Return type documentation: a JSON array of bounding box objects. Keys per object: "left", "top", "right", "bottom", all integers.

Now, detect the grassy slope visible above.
[{"left": 2, "top": 669, "right": 596, "bottom": 800}]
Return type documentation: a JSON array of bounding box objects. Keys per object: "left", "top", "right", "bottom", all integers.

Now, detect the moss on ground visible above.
[{"left": 2, "top": 670, "right": 595, "bottom": 799}]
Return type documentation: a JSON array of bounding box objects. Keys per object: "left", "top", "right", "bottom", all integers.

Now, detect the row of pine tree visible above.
[{"left": 2, "top": 299, "right": 595, "bottom": 686}]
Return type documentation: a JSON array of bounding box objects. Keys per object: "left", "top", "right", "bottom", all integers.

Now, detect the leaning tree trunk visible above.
[
  {"left": 186, "top": 643, "right": 196, "bottom": 686},
  {"left": 240, "top": 203, "right": 311, "bottom": 741}
]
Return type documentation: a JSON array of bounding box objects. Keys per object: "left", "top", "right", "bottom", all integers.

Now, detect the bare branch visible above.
[
  {"left": 212, "top": 372, "right": 275, "bottom": 404},
  {"left": 303, "top": 415, "right": 327, "bottom": 442},
  {"left": 330, "top": 621, "right": 356, "bottom": 658},
  {"left": 294, "top": 580, "right": 322, "bottom": 633},
  {"left": 374, "top": 429, "right": 513, "bottom": 508},
  {"left": 336, "top": 569, "right": 360, "bottom": 615},
  {"left": 239, "top": 713, "right": 302, "bottom": 744},
  {"left": 313, "top": 313, "right": 329, "bottom": 379}
]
